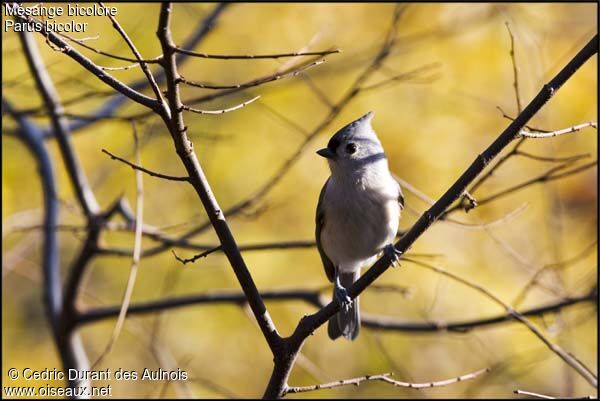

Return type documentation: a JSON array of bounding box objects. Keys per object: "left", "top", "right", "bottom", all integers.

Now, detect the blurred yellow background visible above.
[{"left": 2, "top": 3, "right": 597, "bottom": 398}]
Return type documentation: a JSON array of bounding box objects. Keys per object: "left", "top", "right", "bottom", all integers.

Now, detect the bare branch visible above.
[
  {"left": 518, "top": 122, "right": 597, "bottom": 138},
  {"left": 179, "top": 59, "right": 325, "bottom": 90},
  {"left": 157, "top": 2, "right": 281, "bottom": 353},
  {"left": 98, "top": 2, "right": 166, "bottom": 106},
  {"left": 101, "top": 148, "right": 189, "bottom": 182},
  {"left": 182, "top": 95, "right": 260, "bottom": 114},
  {"left": 19, "top": 30, "right": 100, "bottom": 217},
  {"left": 285, "top": 368, "right": 489, "bottom": 394},
  {"left": 76, "top": 285, "right": 597, "bottom": 334},
  {"left": 512, "top": 241, "right": 598, "bottom": 307},
  {"left": 505, "top": 22, "right": 523, "bottom": 113},
  {"left": 173, "top": 46, "right": 340, "bottom": 59},
  {"left": 496, "top": 105, "right": 551, "bottom": 132},
  {"left": 62, "top": 3, "right": 230, "bottom": 133},
  {"left": 11, "top": 4, "right": 162, "bottom": 111},
  {"left": 403, "top": 257, "right": 598, "bottom": 387},
  {"left": 2, "top": 98, "right": 61, "bottom": 329},
  {"left": 474, "top": 160, "right": 596, "bottom": 207},
  {"left": 91, "top": 122, "right": 144, "bottom": 369},
  {"left": 3, "top": 97, "right": 92, "bottom": 391},
  {"left": 171, "top": 247, "right": 221, "bottom": 265},
  {"left": 98, "top": 62, "right": 142, "bottom": 71},
  {"left": 515, "top": 150, "right": 590, "bottom": 163},
  {"left": 58, "top": 31, "right": 162, "bottom": 64},
  {"left": 514, "top": 389, "right": 595, "bottom": 399},
  {"left": 360, "top": 62, "right": 442, "bottom": 91}
]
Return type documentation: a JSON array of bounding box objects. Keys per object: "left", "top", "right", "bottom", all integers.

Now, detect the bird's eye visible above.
[{"left": 345, "top": 143, "right": 357, "bottom": 154}]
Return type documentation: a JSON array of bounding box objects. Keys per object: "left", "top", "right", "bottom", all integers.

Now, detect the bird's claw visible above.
[
  {"left": 384, "top": 244, "right": 402, "bottom": 268},
  {"left": 334, "top": 284, "right": 353, "bottom": 312}
]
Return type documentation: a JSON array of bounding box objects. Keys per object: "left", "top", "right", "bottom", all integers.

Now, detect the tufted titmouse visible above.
[{"left": 315, "top": 111, "right": 403, "bottom": 340}]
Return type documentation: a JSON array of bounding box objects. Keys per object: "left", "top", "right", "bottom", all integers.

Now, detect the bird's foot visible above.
[
  {"left": 333, "top": 281, "right": 353, "bottom": 312},
  {"left": 384, "top": 244, "right": 402, "bottom": 268}
]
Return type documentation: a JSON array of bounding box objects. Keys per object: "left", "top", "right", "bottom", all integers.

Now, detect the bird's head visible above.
[{"left": 317, "top": 111, "right": 387, "bottom": 176}]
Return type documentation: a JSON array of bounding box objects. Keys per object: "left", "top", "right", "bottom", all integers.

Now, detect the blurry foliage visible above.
[{"left": 2, "top": 3, "right": 597, "bottom": 398}]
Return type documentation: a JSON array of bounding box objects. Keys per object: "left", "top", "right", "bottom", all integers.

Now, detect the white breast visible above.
[{"left": 321, "top": 168, "right": 400, "bottom": 272}]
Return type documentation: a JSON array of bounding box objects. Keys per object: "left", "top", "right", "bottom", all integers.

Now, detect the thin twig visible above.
[
  {"left": 505, "top": 22, "right": 522, "bottom": 113},
  {"left": 515, "top": 150, "right": 590, "bottom": 163},
  {"left": 360, "top": 62, "right": 441, "bottom": 91},
  {"left": 182, "top": 95, "right": 260, "bottom": 114},
  {"left": 173, "top": 47, "right": 340, "bottom": 59},
  {"left": 496, "top": 105, "right": 551, "bottom": 132},
  {"left": 179, "top": 59, "right": 325, "bottom": 90},
  {"left": 98, "top": 62, "right": 141, "bottom": 71},
  {"left": 19, "top": 30, "right": 100, "bottom": 217},
  {"left": 403, "top": 257, "right": 598, "bottom": 387},
  {"left": 98, "top": 2, "right": 166, "bottom": 105},
  {"left": 72, "top": 282, "right": 597, "bottom": 332},
  {"left": 101, "top": 149, "right": 189, "bottom": 181},
  {"left": 443, "top": 23, "right": 529, "bottom": 215},
  {"left": 58, "top": 31, "right": 162, "bottom": 64},
  {"left": 474, "top": 161, "right": 596, "bottom": 207},
  {"left": 284, "top": 368, "right": 490, "bottom": 394},
  {"left": 512, "top": 241, "right": 598, "bottom": 307},
  {"left": 12, "top": 6, "right": 161, "bottom": 111},
  {"left": 90, "top": 122, "right": 144, "bottom": 369},
  {"left": 157, "top": 2, "right": 281, "bottom": 354},
  {"left": 518, "top": 122, "right": 597, "bottom": 138},
  {"left": 62, "top": 3, "right": 229, "bottom": 134},
  {"left": 171, "top": 247, "right": 222, "bottom": 265},
  {"left": 514, "top": 389, "right": 595, "bottom": 399}
]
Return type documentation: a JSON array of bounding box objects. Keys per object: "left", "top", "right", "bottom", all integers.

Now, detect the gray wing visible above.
[{"left": 316, "top": 177, "right": 335, "bottom": 283}]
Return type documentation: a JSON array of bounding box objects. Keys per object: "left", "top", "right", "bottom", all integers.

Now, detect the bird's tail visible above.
[{"left": 328, "top": 270, "right": 360, "bottom": 341}]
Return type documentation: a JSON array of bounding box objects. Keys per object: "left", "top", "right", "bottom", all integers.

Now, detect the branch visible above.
[
  {"left": 443, "top": 158, "right": 596, "bottom": 216},
  {"left": 284, "top": 368, "right": 489, "bottom": 394},
  {"left": 514, "top": 389, "right": 596, "bottom": 399},
  {"left": 58, "top": 31, "right": 162, "bottom": 64},
  {"left": 181, "top": 95, "right": 260, "bottom": 114},
  {"left": 512, "top": 241, "right": 598, "bottom": 307},
  {"left": 75, "top": 284, "right": 597, "bottom": 332},
  {"left": 101, "top": 149, "right": 189, "bottom": 182},
  {"left": 77, "top": 288, "right": 323, "bottom": 325},
  {"left": 402, "top": 257, "right": 597, "bottom": 387},
  {"left": 518, "top": 122, "right": 597, "bottom": 138},
  {"left": 99, "top": 2, "right": 166, "bottom": 107},
  {"left": 179, "top": 59, "right": 325, "bottom": 90},
  {"left": 2, "top": 99, "right": 61, "bottom": 329},
  {"left": 171, "top": 247, "right": 221, "bottom": 265},
  {"left": 515, "top": 150, "right": 590, "bottom": 163},
  {"left": 473, "top": 160, "right": 596, "bottom": 207},
  {"left": 65, "top": 3, "right": 230, "bottom": 133},
  {"left": 441, "top": 21, "right": 531, "bottom": 213},
  {"left": 2, "top": 99, "right": 92, "bottom": 391},
  {"left": 359, "top": 62, "right": 441, "bottom": 91},
  {"left": 173, "top": 47, "right": 340, "bottom": 59},
  {"left": 11, "top": 3, "right": 162, "bottom": 111},
  {"left": 91, "top": 123, "right": 144, "bottom": 369},
  {"left": 505, "top": 22, "right": 523, "bottom": 113},
  {"left": 19, "top": 30, "right": 100, "bottom": 217},
  {"left": 157, "top": 2, "right": 281, "bottom": 353},
  {"left": 125, "top": 55, "right": 327, "bottom": 120}
]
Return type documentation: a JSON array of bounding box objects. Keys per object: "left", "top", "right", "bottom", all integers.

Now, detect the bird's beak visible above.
[{"left": 317, "top": 148, "right": 336, "bottom": 159}]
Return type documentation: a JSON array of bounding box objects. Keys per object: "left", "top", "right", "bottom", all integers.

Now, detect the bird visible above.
[{"left": 315, "top": 111, "right": 403, "bottom": 340}]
